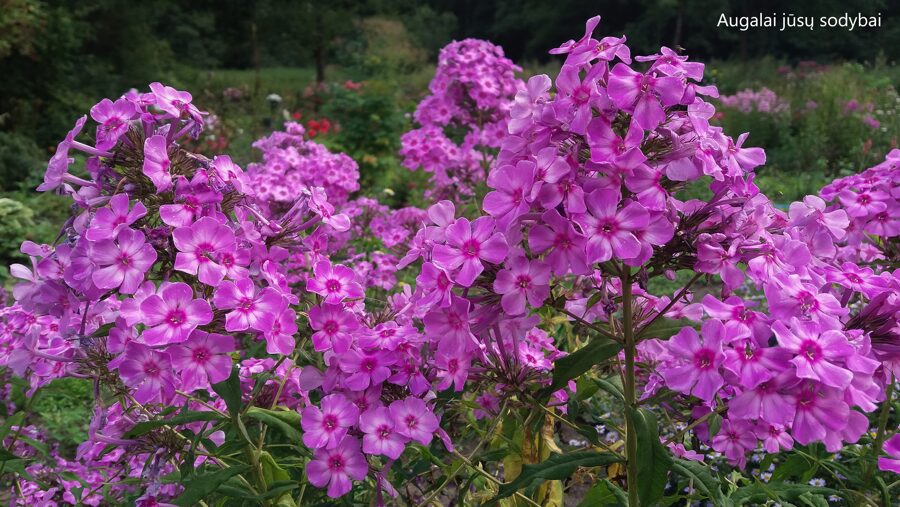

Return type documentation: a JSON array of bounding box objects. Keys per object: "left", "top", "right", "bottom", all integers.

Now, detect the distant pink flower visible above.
[
  {"left": 309, "top": 303, "right": 358, "bottom": 354},
  {"left": 433, "top": 216, "right": 508, "bottom": 287},
  {"left": 213, "top": 278, "right": 284, "bottom": 332},
  {"left": 359, "top": 406, "right": 407, "bottom": 459},
  {"left": 773, "top": 319, "right": 854, "bottom": 389},
  {"left": 754, "top": 423, "right": 793, "bottom": 453},
  {"left": 493, "top": 256, "right": 550, "bottom": 315},
  {"left": 173, "top": 216, "right": 236, "bottom": 287},
  {"left": 139, "top": 282, "right": 213, "bottom": 345},
  {"left": 117, "top": 343, "right": 174, "bottom": 404},
  {"left": 86, "top": 193, "right": 147, "bottom": 241},
  {"left": 338, "top": 350, "right": 396, "bottom": 390},
  {"left": 528, "top": 209, "right": 588, "bottom": 275},
  {"left": 90, "top": 229, "right": 157, "bottom": 294},
  {"left": 142, "top": 135, "right": 172, "bottom": 192},
  {"left": 90, "top": 97, "right": 136, "bottom": 150},
  {"left": 301, "top": 394, "right": 359, "bottom": 449},
  {"left": 307, "top": 260, "right": 364, "bottom": 304},
  {"left": 389, "top": 397, "right": 439, "bottom": 445},
  {"left": 169, "top": 330, "right": 234, "bottom": 390},
  {"left": 660, "top": 319, "right": 727, "bottom": 402},
  {"left": 576, "top": 189, "right": 649, "bottom": 265},
  {"left": 306, "top": 436, "right": 368, "bottom": 498},
  {"left": 665, "top": 442, "right": 704, "bottom": 462}
]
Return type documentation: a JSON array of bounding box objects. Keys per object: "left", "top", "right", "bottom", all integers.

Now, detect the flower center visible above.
[
  {"left": 461, "top": 239, "right": 480, "bottom": 258},
  {"left": 693, "top": 349, "right": 715, "bottom": 369},
  {"left": 167, "top": 309, "right": 186, "bottom": 326}
]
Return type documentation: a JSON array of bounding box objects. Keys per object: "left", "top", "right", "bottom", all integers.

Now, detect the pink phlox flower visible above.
[
  {"left": 116, "top": 343, "right": 174, "bottom": 404},
  {"left": 665, "top": 441, "right": 704, "bottom": 462},
  {"left": 791, "top": 382, "right": 849, "bottom": 446},
  {"left": 173, "top": 216, "right": 237, "bottom": 287},
  {"left": 587, "top": 118, "right": 647, "bottom": 172},
  {"left": 773, "top": 318, "right": 855, "bottom": 389},
  {"left": 359, "top": 406, "right": 407, "bottom": 459},
  {"left": 307, "top": 260, "right": 364, "bottom": 304},
  {"left": 142, "top": 134, "right": 173, "bottom": 192},
  {"left": 608, "top": 64, "right": 684, "bottom": 130},
  {"left": 86, "top": 193, "right": 147, "bottom": 241},
  {"left": 483, "top": 160, "right": 535, "bottom": 230},
  {"left": 432, "top": 216, "right": 508, "bottom": 287},
  {"left": 90, "top": 228, "right": 157, "bottom": 294},
  {"left": 213, "top": 278, "right": 285, "bottom": 333},
  {"left": 389, "top": 397, "right": 439, "bottom": 446},
  {"left": 434, "top": 350, "right": 471, "bottom": 391},
  {"left": 37, "top": 116, "right": 87, "bottom": 192},
  {"left": 149, "top": 82, "right": 203, "bottom": 122},
  {"left": 306, "top": 436, "right": 368, "bottom": 498},
  {"left": 424, "top": 295, "right": 477, "bottom": 354},
  {"left": 711, "top": 418, "right": 756, "bottom": 468},
  {"left": 493, "top": 255, "right": 550, "bottom": 315},
  {"left": 160, "top": 175, "right": 222, "bottom": 227},
  {"left": 528, "top": 209, "right": 588, "bottom": 276},
  {"left": 169, "top": 330, "right": 234, "bottom": 391},
  {"left": 753, "top": 422, "right": 794, "bottom": 453},
  {"left": 309, "top": 303, "right": 358, "bottom": 354},
  {"left": 338, "top": 349, "right": 396, "bottom": 390},
  {"left": 90, "top": 97, "right": 136, "bottom": 150},
  {"left": 878, "top": 432, "right": 900, "bottom": 473},
  {"left": 139, "top": 282, "right": 213, "bottom": 346},
  {"left": 660, "top": 319, "right": 727, "bottom": 402},
  {"left": 576, "top": 188, "right": 649, "bottom": 265},
  {"left": 301, "top": 394, "right": 360, "bottom": 450}
]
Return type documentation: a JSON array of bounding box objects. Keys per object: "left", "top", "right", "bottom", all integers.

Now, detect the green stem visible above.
[
  {"left": 866, "top": 375, "right": 895, "bottom": 487},
  {"left": 621, "top": 267, "right": 640, "bottom": 507}
]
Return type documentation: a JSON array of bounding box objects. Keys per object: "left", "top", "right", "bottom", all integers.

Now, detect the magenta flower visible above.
[
  {"left": 624, "top": 165, "right": 667, "bottom": 210},
  {"left": 306, "top": 436, "right": 368, "bottom": 498},
  {"left": 173, "top": 216, "right": 236, "bottom": 287},
  {"left": 493, "top": 256, "right": 550, "bottom": 315},
  {"left": 723, "top": 133, "right": 766, "bottom": 174},
  {"left": 309, "top": 303, "right": 358, "bottom": 354},
  {"left": 301, "top": 394, "right": 359, "bottom": 449},
  {"left": 139, "top": 282, "right": 213, "bottom": 346},
  {"left": 117, "top": 343, "right": 174, "bottom": 404},
  {"left": 338, "top": 350, "right": 396, "bottom": 390},
  {"left": 389, "top": 397, "right": 439, "bottom": 445},
  {"left": 754, "top": 423, "right": 793, "bottom": 453},
  {"left": 483, "top": 160, "right": 535, "bottom": 229},
  {"left": 90, "top": 229, "right": 157, "bottom": 294},
  {"left": 416, "top": 262, "right": 454, "bottom": 308},
  {"left": 728, "top": 373, "right": 796, "bottom": 425},
  {"left": 86, "top": 193, "right": 148, "bottom": 241},
  {"left": 660, "top": 320, "right": 727, "bottom": 402},
  {"left": 169, "top": 330, "right": 234, "bottom": 391},
  {"left": 423, "top": 295, "right": 475, "bottom": 354},
  {"left": 434, "top": 350, "right": 471, "bottom": 391},
  {"left": 432, "top": 216, "right": 508, "bottom": 287},
  {"left": 306, "top": 260, "right": 364, "bottom": 304},
  {"left": 142, "top": 134, "right": 172, "bottom": 192},
  {"left": 576, "top": 189, "right": 649, "bottom": 265},
  {"left": 838, "top": 189, "right": 889, "bottom": 218},
  {"left": 711, "top": 419, "right": 756, "bottom": 468},
  {"left": 213, "top": 278, "right": 284, "bottom": 332},
  {"left": 607, "top": 64, "right": 684, "bottom": 130},
  {"left": 359, "top": 406, "right": 407, "bottom": 459},
  {"left": 791, "top": 383, "right": 849, "bottom": 445},
  {"left": 37, "top": 116, "right": 93, "bottom": 192},
  {"left": 878, "top": 433, "right": 900, "bottom": 473},
  {"left": 149, "top": 82, "right": 202, "bottom": 122},
  {"left": 552, "top": 64, "right": 605, "bottom": 134},
  {"left": 765, "top": 274, "right": 848, "bottom": 329},
  {"left": 528, "top": 209, "right": 588, "bottom": 275},
  {"left": 90, "top": 97, "right": 136, "bottom": 150},
  {"left": 587, "top": 118, "right": 646, "bottom": 171},
  {"left": 263, "top": 308, "right": 298, "bottom": 356},
  {"left": 772, "top": 319, "right": 855, "bottom": 389},
  {"left": 159, "top": 175, "right": 222, "bottom": 227}
]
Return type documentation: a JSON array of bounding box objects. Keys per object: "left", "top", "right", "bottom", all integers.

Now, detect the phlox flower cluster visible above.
[
  {"left": 718, "top": 87, "right": 789, "bottom": 114},
  {"left": 247, "top": 121, "right": 360, "bottom": 214},
  {"left": 400, "top": 39, "right": 522, "bottom": 198}
]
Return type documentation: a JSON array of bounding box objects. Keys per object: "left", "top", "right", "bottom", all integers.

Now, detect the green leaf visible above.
[
  {"left": 172, "top": 465, "right": 251, "bottom": 506},
  {"left": 670, "top": 459, "right": 730, "bottom": 506},
  {"left": 124, "top": 411, "right": 222, "bottom": 438},
  {"left": 490, "top": 451, "right": 622, "bottom": 502},
  {"left": 637, "top": 317, "right": 695, "bottom": 340},
  {"left": 212, "top": 366, "right": 243, "bottom": 415},
  {"left": 771, "top": 454, "right": 812, "bottom": 482},
  {"left": 593, "top": 376, "right": 625, "bottom": 402},
  {"left": 577, "top": 479, "right": 628, "bottom": 507},
  {"left": 629, "top": 408, "right": 671, "bottom": 506},
  {"left": 0, "top": 412, "right": 25, "bottom": 441},
  {"left": 797, "top": 492, "right": 830, "bottom": 507},
  {"left": 544, "top": 337, "right": 622, "bottom": 395},
  {"left": 730, "top": 482, "right": 842, "bottom": 505},
  {"left": 246, "top": 407, "right": 302, "bottom": 442}
]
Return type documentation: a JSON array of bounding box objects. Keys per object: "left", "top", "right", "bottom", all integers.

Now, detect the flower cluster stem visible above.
[{"left": 621, "top": 267, "right": 640, "bottom": 507}]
